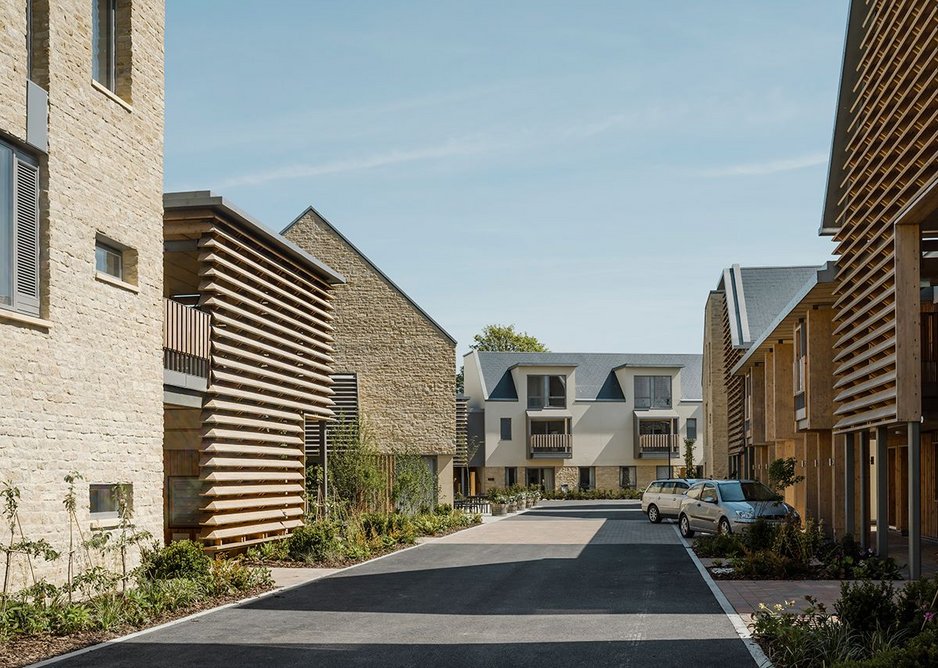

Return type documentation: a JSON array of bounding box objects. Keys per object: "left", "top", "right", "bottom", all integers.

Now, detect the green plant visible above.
[
  {"left": 392, "top": 451, "right": 438, "bottom": 516},
  {"left": 683, "top": 438, "right": 696, "bottom": 477},
  {"left": 1, "top": 481, "right": 60, "bottom": 611},
  {"left": 246, "top": 539, "right": 289, "bottom": 562},
  {"left": 768, "top": 457, "right": 805, "bottom": 493},
  {"left": 288, "top": 520, "right": 345, "bottom": 564},
  {"left": 835, "top": 580, "right": 899, "bottom": 637},
  {"left": 731, "top": 549, "right": 805, "bottom": 579},
  {"left": 138, "top": 541, "right": 211, "bottom": 582},
  {"left": 741, "top": 518, "right": 779, "bottom": 551},
  {"left": 693, "top": 532, "right": 745, "bottom": 558}
]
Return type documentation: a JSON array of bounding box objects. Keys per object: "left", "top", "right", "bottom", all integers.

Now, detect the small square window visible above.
[
  {"left": 95, "top": 241, "right": 123, "bottom": 279},
  {"left": 89, "top": 482, "right": 132, "bottom": 519}
]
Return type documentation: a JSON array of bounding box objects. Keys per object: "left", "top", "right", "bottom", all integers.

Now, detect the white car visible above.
[{"left": 641, "top": 479, "right": 702, "bottom": 523}]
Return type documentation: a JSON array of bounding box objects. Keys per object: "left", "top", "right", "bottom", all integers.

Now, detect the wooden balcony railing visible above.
[
  {"left": 638, "top": 433, "right": 680, "bottom": 457},
  {"left": 528, "top": 433, "right": 572, "bottom": 459},
  {"left": 163, "top": 298, "right": 210, "bottom": 378}
]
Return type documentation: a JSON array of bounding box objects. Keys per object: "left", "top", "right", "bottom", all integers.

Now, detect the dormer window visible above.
[
  {"left": 527, "top": 375, "right": 566, "bottom": 409},
  {"left": 634, "top": 375, "right": 672, "bottom": 409}
]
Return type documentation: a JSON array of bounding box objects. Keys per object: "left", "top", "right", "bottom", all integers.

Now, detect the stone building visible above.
[
  {"left": 0, "top": 0, "right": 165, "bottom": 585},
  {"left": 283, "top": 207, "right": 457, "bottom": 505},
  {"left": 462, "top": 351, "right": 704, "bottom": 494}
]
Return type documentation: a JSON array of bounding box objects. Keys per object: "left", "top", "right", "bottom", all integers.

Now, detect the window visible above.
[
  {"left": 794, "top": 320, "right": 807, "bottom": 394},
  {"left": 500, "top": 417, "right": 512, "bottom": 441},
  {"left": 634, "top": 376, "right": 672, "bottom": 409},
  {"left": 640, "top": 420, "right": 672, "bottom": 435},
  {"left": 686, "top": 418, "right": 697, "bottom": 441},
  {"left": 0, "top": 140, "right": 40, "bottom": 317},
  {"left": 527, "top": 375, "right": 566, "bottom": 409},
  {"left": 656, "top": 465, "right": 671, "bottom": 479},
  {"left": 701, "top": 483, "right": 718, "bottom": 503},
  {"left": 526, "top": 467, "right": 554, "bottom": 490},
  {"left": 620, "top": 466, "right": 637, "bottom": 489},
  {"left": 686, "top": 484, "right": 702, "bottom": 500},
  {"left": 505, "top": 467, "right": 517, "bottom": 487},
  {"left": 92, "top": 0, "right": 116, "bottom": 90},
  {"left": 89, "top": 483, "right": 131, "bottom": 519},
  {"left": 578, "top": 467, "right": 594, "bottom": 490},
  {"left": 95, "top": 240, "right": 123, "bottom": 279},
  {"left": 529, "top": 419, "right": 566, "bottom": 436},
  {"left": 168, "top": 477, "right": 200, "bottom": 527}
]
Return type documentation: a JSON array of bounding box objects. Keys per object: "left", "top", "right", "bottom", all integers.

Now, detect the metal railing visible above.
[
  {"left": 454, "top": 496, "right": 491, "bottom": 514},
  {"left": 163, "top": 298, "right": 210, "bottom": 378}
]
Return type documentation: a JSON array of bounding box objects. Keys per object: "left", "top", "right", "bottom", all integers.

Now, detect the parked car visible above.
[
  {"left": 678, "top": 480, "right": 799, "bottom": 537},
  {"left": 642, "top": 479, "right": 703, "bottom": 523}
]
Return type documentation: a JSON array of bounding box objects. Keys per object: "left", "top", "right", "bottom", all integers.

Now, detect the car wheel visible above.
[
  {"left": 679, "top": 514, "right": 695, "bottom": 538},
  {"left": 718, "top": 517, "right": 732, "bottom": 535},
  {"left": 647, "top": 504, "right": 661, "bottom": 524}
]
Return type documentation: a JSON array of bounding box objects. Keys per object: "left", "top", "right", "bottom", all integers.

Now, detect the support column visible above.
[
  {"left": 876, "top": 426, "right": 889, "bottom": 556},
  {"left": 909, "top": 421, "right": 921, "bottom": 579},
  {"left": 844, "top": 432, "right": 855, "bottom": 538},
  {"left": 859, "top": 431, "right": 871, "bottom": 550}
]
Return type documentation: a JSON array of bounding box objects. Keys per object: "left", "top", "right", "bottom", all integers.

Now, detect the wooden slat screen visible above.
[
  {"left": 305, "top": 373, "right": 359, "bottom": 457},
  {"left": 828, "top": 1, "right": 938, "bottom": 432},
  {"left": 454, "top": 397, "right": 469, "bottom": 466},
  {"left": 163, "top": 298, "right": 211, "bottom": 358},
  {"left": 195, "top": 220, "right": 337, "bottom": 550}
]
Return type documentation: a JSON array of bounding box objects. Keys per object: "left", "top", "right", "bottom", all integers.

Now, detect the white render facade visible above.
[{"left": 463, "top": 351, "right": 705, "bottom": 493}]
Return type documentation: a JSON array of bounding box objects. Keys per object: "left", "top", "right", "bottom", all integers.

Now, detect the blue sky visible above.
[{"left": 165, "top": 1, "right": 847, "bottom": 359}]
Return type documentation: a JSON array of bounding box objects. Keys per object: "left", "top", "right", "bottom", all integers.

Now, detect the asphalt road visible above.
[{"left": 47, "top": 500, "right": 755, "bottom": 667}]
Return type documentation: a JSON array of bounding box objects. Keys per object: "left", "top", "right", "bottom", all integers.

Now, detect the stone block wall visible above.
[
  {"left": 703, "top": 292, "right": 730, "bottom": 479},
  {"left": 0, "top": 0, "right": 165, "bottom": 588},
  {"left": 284, "top": 211, "right": 456, "bottom": 505},
  {"left": 595, "top": 466, "right": 620, "bottom": 490}
]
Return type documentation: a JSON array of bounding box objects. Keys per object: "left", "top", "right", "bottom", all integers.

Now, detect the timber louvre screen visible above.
[
  {"left": 305, "top": 373, "right": 359, "bottom": 457},
  {"left": 197, "top": 221, "right": 336, "bottom": 550},
  {"left": 828, "top": 1, "right": 938, "bottom": 432}
]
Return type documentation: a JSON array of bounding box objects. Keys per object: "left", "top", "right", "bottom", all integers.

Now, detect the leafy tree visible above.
[
  {"left": 457, "top": 323, "right": 549, "bottom": 393},
  {"left": 768, "top": 457, "right": 805, "bottom": 493},
  {"left": 683, "top": 439, "right": 696, "bottom": 477},
  {"left": 470, "top": 324, "right": 549, "bottom": 352}
]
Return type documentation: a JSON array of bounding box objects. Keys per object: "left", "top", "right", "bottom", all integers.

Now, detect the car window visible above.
[
  {"left": 646, "top": 482, "right": 660, "bottom": 494},
  {"left": 718, "top": 481, "right": 779, "bottom": 502},
  {"left": 701, "top": 483, "right": 717, "bottom": 503},
  {"left": 660, "top": 482, "right": 675, "bottom": 494},
  {"left": 675, "top": 482, "right": 689, "bottom": 491},
  {"left": 686, "top": 484, "right": 702, "bottom": 500}
]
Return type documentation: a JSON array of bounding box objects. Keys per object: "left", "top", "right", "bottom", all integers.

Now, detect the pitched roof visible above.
[
  {"left": 716, "top": 265, "right": 821, "bottom": 350},
  {"left": 470, "top": 352, "right": 703, "bottom": 402},
  {"left": 282, "top": 206, "right": 456, "bottom": 346}
]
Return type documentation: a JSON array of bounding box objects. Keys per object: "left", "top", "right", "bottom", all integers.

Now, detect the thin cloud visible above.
[
  {"left": 699, "top": 151, "right": 828, "bottom": 177},
  {"left": 217, "top": 138, "right": 497, "bottom": 188}
]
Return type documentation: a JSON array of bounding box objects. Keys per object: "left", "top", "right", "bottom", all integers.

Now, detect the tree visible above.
[
  {"left": 683, "top": 439, "right": 696, "bottom": 477},
  {"left": 768, "top": 457, "right": 805, "bottom": 493},
  {"left": 470, "top": 324, "right": 549, "bottom": 352},
  {"left": 456, "top": 324, "right": 549, "bottom": 394}
]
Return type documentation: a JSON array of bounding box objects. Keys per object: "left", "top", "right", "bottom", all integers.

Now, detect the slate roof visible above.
[
  {"left": 472, "top": 352, "right": 703, "bottom": 403},
  {"left": 718, "top": 265, "right": 822, "bottom": 349}
]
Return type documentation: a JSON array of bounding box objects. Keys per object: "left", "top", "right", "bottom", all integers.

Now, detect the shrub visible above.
[
  {"left": 731, "top": 550, "right": 806, "bottom": 580},
  {"left": 287, "top": 520, "right": 345, "bottom": 564},
  {"left": 541, "top": 488, "right": 644, "bottom": 500},
  {"left": 774, "top": 519, "right": 824, "bottom": 565},
  {"left": 138, "top": 540, "right": 211, "bottom": 581},
  {"left": 204, "top": 559, "right": 272, "bottom": 596},
  {"left": 835, "top": 625, "right": 938, "bottom": 667},
  {"left": 48, "top": 603, "right": 92, "bottom": 635},
  {"left": 741, "top": 518, "right": 779, "bottom": 552},
  {"left": 835, "top": 580, "right": 899, "bottom": 637},
  {"left": 693, "top": 532, "right": 745, "bottom": 558},
  {"left": 895, "top": 575, "right": 938, "bottom": 631},
  {"left": 245, "top": 539, "right": 289, "bottom": 562}
]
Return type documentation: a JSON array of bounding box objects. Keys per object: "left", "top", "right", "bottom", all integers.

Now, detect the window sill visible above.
[
  {"left": 0, "top": 307, "right": 51, "bottom": 331},
  {"left": 95, "top": 271, "right": 139, "bottom": 293},
  {"left": 90, "top": 80, "right": 133, "bottom": 113},
  {"left": 90, "top": 517, "right": 121, "bottom": 530}
]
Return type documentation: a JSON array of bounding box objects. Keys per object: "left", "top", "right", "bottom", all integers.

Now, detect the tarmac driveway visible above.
[{"left": 46, "top": 500, "right": 755, "bottom": 667}]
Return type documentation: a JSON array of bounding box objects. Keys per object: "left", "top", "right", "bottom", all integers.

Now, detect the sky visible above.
[{"left": 165, "top": 1, "right": 848, "bottom": 360}]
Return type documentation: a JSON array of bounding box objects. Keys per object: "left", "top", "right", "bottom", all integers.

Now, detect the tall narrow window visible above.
[
  {"left": 0, "top": 141, "right": 40, "bottom": 317},
  {"left": 686, "top": 418, "right": 697, "bottom": 441},
  {"left": 499, "top": 417, "right": 512, "bottom": 441},
  {"left": 92, "top": 0, "right": 116, "bottom": 90},
  {"left": 505, "top": 467, "right": 517, "bottom": 487}
]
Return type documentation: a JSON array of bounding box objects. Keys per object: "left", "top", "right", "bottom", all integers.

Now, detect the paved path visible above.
[{"left": 48, "top": 501, "right": 755, "bottom": 667}]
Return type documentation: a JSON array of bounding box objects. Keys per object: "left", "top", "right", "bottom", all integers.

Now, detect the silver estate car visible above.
[
  {"left": 642, "top": 479, "right": 703, "bottom": 523},
  {"left": 678, "top": 480, "right": 799, "bottom": 537}
]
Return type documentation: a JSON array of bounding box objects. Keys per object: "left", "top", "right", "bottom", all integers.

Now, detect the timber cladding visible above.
[
  {"left": 827, "top": 1, "right": 938, "bottom": 432},
  {"left": 284, "top": 209, "right": 457, "bottom": 458},
  {"left": 165, "top": 207, "right": 340, "bottom": 551}
]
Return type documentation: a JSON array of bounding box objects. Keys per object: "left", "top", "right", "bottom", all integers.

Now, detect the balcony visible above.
[
  {"left": 528, "top": 433, "right": 572, "bottom": 459},
  {"left": 638, "top": 433, "right": 680, "bottom": 458},
  {"left": 163, "top": 298, "right": 210, "bottom": 393}
]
